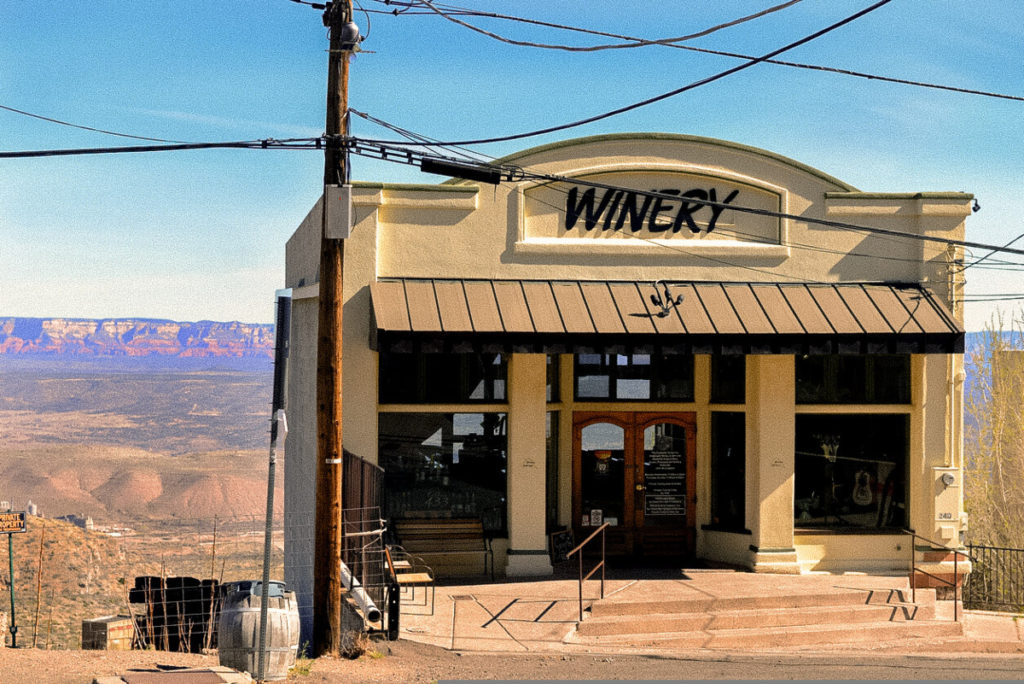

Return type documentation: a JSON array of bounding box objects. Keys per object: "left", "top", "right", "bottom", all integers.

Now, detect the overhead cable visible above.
[
  {"left": 0, "top": 103, "right": 188, "bottom": 143},
  {"left": 351, "top": 0, "right": 893, "bottom": 147},
  {"left": 345, "top": 138, "right": 1024, "bottom": 258},
  {"left": 0, "top": 138, "right": 321, "bottom": 159},
  {"left": 377, "top": 1, "right": 1024, "bottom": 103},
  {"left": 416, "top": 0, "right": 804, "bottom": 52}
]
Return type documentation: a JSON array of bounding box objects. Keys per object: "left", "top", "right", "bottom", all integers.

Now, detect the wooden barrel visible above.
[{"left": 217, "top": 582, "right": 300, "bottom": 681}]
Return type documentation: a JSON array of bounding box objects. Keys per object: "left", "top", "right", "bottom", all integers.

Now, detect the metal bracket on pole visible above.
[{"left": 324, "top": 184, "right": 353, "bottom": 240}]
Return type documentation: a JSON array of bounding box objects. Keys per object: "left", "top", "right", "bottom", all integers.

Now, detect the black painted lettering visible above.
[
  {"left": 705, "top": 189, "right": 740, "bottom": 234},
  {"left": 614, "top": 191, "right": 654, "bottom": 232},
  {"left": 648, "top": 189, "right": 679, "bottom": 233},
  {"left": 566, "top": 184, "right": 741, "bottom": 235},
  {"left": 603, "top": 191, "right": 624, "bottom": 231},
  {"left": 672, "top": 189, "right": 709, "bottom": 234},
  {"left": 565, "top": 187, "right": 621, "bottom": 231}
]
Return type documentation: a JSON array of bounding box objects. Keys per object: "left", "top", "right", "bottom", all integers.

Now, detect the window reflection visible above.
[
  {"left": 379, "top": 353, "right": 507, "bottom": 404},
  {"left": 380, "top": 412, "right": 507, "bottom": 535},
  {"left": 573, "top": 354, "right": 694, "bottom": 401},
  {"left": 711, "top": 412, "right": 745, "bottom": 529},
  {"left": 796, "top": 355, "right": 910, "bottom": 404},
  {"left": 580, "top": 422, "right": 624, "bottom": 526},
  {"left": 794, "top": 414, "right": 907, "bottom": 529}
]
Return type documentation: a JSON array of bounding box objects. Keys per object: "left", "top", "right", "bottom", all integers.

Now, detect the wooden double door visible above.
[{"left": 572, "top": 412, "right": 697, "bottom": 558}]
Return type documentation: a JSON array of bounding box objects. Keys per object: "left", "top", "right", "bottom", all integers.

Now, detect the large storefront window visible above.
[
  {"left": 794, "top": 414, "right": 908, "bottom": 530},
  {"left": 710, "top": 412, "right": 745, "bottom": 530},
  {"left": 796, "top": 355, "right": 910, "bottom": 404},
  {"left": 380, "top": 412, "right": 507, "bottom": 535},
  {"left": 574, "top": 353, "right": 694, "bottom": 401},
  {"left": 379, "top": 353, "right": 506, "bottom": 404}
]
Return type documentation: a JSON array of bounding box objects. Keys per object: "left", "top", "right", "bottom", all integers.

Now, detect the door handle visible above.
[{"left": 635, "top": 483, "right": 645, "bottom": 491}]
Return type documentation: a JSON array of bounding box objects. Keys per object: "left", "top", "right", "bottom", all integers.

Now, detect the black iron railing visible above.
[
  {"left": 964, "top": 544, "right": 1024, "bottom": 613},
  {"left": 904, "top": 528, "right": 974, "bottom": 622},
  {"left": 383, "top": 547, "right": 401, "bottom": 640},
  {"left": 566, "top": 523, "right": 609, "bottom": 622}
]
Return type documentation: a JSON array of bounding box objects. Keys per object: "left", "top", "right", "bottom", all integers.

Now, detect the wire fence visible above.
[{"left": 0, "top": 512, "right": 305, "bottom": 652}]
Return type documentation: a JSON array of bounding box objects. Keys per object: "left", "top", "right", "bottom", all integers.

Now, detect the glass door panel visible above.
[
  {"left": 579, "top": 422, "right": 625, "bottom": 527},
  {"left": 641, "top": 422, "right": 688, "bottom": 524}
]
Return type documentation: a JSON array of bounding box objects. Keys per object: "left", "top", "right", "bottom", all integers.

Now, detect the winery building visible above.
[{"left": 283, "top": 133, "right": 970, "bottom": 631}]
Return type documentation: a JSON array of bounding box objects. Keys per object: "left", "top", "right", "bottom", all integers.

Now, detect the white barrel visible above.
[{"left": 217, "top": 584, "right": 300, "bottom": 681}]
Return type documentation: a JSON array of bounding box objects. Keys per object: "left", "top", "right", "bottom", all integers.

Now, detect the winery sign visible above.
[
  {"left": 564, "top": 185, "right": 740, "bottom": 235},
  {"left": 520, "top": 170, "right": 782, "bottom": 245}
]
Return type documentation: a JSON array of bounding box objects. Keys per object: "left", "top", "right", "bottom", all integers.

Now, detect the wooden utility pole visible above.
[{"left": 313, "top": 0, "right": 353, "bottom": 657}]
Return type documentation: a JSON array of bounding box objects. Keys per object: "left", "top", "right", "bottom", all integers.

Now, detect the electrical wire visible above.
[
  {"left": 0, "top": 103, "right": 189, "bottom": 144},
  {"left": 416, "top": 0, "right": 805, "bottom": 52},
  {"left": 351, "top": 0, "right": 893, "bottom": 147},
  {"left": 0, "top": 138, "right": 322, "bottom": 159},
  {"left": 347, "top": 113, "right": 992, "bottom": 269},
  {"left": 506, "top": 176, "right": 944, "bottom": 286},
  {"left": 5, "top": 129, "right": 1020, "bottom": 269},
  {"left": 355, "top": 0, "right": 372, "bottom": 41},
  {"left": 350, "top": 108, "right": 490, "bottom": 163},
  {"left": 957, "top": 233, "right": 1024, "bottom": 273},
  {"left": 346, "top": 137, "right": 1024, "bottom": 259},
  {"left": 374, "top": 1, "right": 1024, "bottom": 103}
]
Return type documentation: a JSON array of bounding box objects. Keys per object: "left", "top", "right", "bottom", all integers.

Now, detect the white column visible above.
[{"left": 504, "top": 353, "right": 554, "bottom": 576}]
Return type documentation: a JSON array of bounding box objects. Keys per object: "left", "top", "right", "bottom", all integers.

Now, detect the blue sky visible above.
[{"left": 1, "top": 1, "right": 1021, "bottom": 329}]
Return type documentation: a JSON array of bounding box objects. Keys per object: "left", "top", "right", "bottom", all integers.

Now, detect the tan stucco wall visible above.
[
  {"left": 505, "top": 354, "right": 553, "bottom": 576},
  {"left": 284, "top": 134, "right": 970, "bottom": 589}
]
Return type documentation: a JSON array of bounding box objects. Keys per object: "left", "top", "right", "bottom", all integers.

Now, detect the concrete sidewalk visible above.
[{"left": 390, "top": 569, "right": 1024, "bottom": 657}]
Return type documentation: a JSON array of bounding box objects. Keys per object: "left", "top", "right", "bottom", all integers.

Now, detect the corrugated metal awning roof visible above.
[{"left": 369, "top": 279, "right": 963, "bottom": 355}]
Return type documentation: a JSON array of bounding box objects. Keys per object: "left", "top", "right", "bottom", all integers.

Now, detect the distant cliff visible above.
[{"left": 0, "top": 317, "right": 274, "bottom": 359}]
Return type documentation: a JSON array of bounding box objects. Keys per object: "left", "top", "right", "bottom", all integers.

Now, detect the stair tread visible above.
[
  {"left": 585, "top": 601, "right": 907, "bottom": 623},
  {"left": 591, "top": 589, "right": 912, "bottom": 616},
  {"left": 575, "top": 619, "right": 961, "bottom": 646}
]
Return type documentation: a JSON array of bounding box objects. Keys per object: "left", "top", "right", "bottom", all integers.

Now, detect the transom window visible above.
[
  {"left": 796, "top": 355, "right": 910, "bottom": 404},
  {"left": 379, "top": 353, "right": 506, "bottom": 404},
  {"left": 574, "top": 353, "right": 694, "bottom": 402}
]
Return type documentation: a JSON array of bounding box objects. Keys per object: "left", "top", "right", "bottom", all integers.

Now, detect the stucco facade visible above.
[{"left": 284, "top": 134, "right": 970, "bottom": 638}]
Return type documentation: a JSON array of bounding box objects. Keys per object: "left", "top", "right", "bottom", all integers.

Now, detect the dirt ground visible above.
[{"left": 3, "top": 638, "right": 1024, "bottom": 683}]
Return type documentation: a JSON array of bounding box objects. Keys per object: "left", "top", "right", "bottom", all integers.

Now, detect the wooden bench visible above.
[{"left": 393, "top": 518, "right": 493, "bottom": 579}]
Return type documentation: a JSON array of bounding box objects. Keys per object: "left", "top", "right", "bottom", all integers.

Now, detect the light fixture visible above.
[{"left": 650, "top": 280, "right": 683, "bottom": 318}]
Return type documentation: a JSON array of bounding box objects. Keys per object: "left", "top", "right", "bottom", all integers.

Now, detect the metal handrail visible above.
[
  {"left": 383, "top": 547, "right": 400, "bottom": 640},
  {"left": 566, "top": 523, "right": 609, "bottom": 622},
  {"left": 903, "top": 528, "right": 975, "bottom": 622}
]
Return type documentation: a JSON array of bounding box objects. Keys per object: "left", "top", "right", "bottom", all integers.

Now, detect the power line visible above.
[
  {"left": 376, "top": 1, "right": 1024, "bottom": 103},
  {"left": 416, "top": 0, "right": 805, "bottom": 52},
  {"left": 345, "top": 114, "right": 969, "bottom": 267},
  {"left": 0, "top": 103, "right": 188, "bottom": 143},
  {"left": 355, "top": 0, "right": 894, "bottom": 147},
  {"left": 0, "top": 138, "right": 322, "bottom": 159},
  {"left": 346, "top": 137, "right": 1024, "bottom": 259},
  {"left": 3, "top": 131, "right": 1015, "bottom": 263}
]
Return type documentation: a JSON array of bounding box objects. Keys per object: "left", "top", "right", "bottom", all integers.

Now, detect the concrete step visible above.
[
  {"left": 590, "top": 588, "right": 923, "bottom": 618},
  {"left": 578, "top": 602, "right": 924, "bottom": 637},
  {"left": 572, "top": 618, "right": 963, "bottom": 650}
]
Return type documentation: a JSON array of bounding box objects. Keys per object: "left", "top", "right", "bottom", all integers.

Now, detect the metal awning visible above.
[{"left": 369, "top": 279, "right": 963, "bottom": 354}]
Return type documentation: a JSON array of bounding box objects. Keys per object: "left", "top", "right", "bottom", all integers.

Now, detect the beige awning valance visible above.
[{"left": 369, "top": 279, "right": 963, "bottom": 355}]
